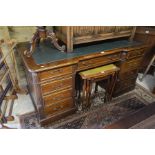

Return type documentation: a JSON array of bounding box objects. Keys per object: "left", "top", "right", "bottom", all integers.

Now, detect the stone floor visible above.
[{"left": 137, "top": 72, "right": 155, "bottom": 92}]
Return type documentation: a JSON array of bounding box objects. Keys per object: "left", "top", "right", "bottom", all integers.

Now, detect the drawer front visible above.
[
  {"left": 78, "top": 53, "right": 121, "bottom": 70},
  {"left": 41, "top": 77, "right": 73, "bottom": 95},
  {"left": 115, "top": 78, "right": 136, "bottom": 92},
  {"left": 39, "top": 66, "right": 73, "bottom": 81},
  {"left": 120, "top": 57, "right": 142, "bottom": 72},
  {"left": 113, "top": 85, "right": 135, "bottom": 97},
  {"left": 44, "top": 98, "right": 74, "bottom": 116},
  {"left": 119, "top": 69, "right": 138, "bottom": 80},
  {"left": 43, "top": 88, "right": 73, "bottom": 106},
  {"left": 127, "top": 49, "right": 145, "bottom": 59}
]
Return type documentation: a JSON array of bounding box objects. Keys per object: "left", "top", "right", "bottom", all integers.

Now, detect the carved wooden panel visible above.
[
  {"left": 73, "top": 26, "right": 116, "bottom": 37},
  {"left": 55, "top": 26, "right": 134, "bottom": 52}
]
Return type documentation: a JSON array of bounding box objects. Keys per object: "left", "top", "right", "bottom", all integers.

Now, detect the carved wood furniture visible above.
[
  {"left": 24, "top": 26, "right": 66, "bottom": 57},
  {"left": 79, "top": 64, "right": 119, "bottom": 109},
  {"left": 20, "top": 36, "right": 147, "bottom": 125},
  {"left": 55, "top": 26, "right": 136, "bottom": 52}
]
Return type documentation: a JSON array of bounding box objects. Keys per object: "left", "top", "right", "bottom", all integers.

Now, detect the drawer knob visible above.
[
  {"left": 53, "top": 105, "right": 63, "bottom": 111},
  {"left": 50, "top": 69, "right": 63, "bottom": 74},
  {"left": 53, "top": 107, "right": 58, "bottom": 111},
  {"left": 53, "top": 83, "right": 63, "bottom": 90},
  {"left": 53, "top": 96, "right": 64, "bottom": 101}
]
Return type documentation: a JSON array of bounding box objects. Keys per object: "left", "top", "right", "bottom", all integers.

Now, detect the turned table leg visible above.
[
  {"left": 82, "top": 79, "right": 87, "bottom": 109},
  {"left": 87, "top": 80, "right": 93, "bottom": 108}
]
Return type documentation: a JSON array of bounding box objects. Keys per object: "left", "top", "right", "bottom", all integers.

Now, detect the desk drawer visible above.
[
  {"left": 119, "top": 69, "right": 138, "bottom": 80},
  {"left": 41, "top": 77, "right": 73, "bottom": 95},
  {"left": 120, "top": 57, "right": 142, "bottom": 72},
  {"left": 115, "top": 78, "right": 136, "bottom": 92},
  {"left": 128, "top": 49, "right": 145, "bottom": 59},
  {"left": 78, "top": 53, "right": 121, "bottom": 70},
  {"left": 44, "top": 98, "right": 74, "bottom": 116},
  {"left": 113, "top": 85, "right": 135, "bottom": 97},
  {"left": 39, "top": 65, "right": 73, "bottom": 81},
  {"left": 43, "top": 88, "right": 73, "bottom": 106}
]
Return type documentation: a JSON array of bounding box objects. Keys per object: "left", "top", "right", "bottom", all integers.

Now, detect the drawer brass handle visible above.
[
  {"left": 60, "top": 105, "right": 64, "bottom": 108},
  {"left": 108, "top": 54, "right": 119, "bottom": 59},
  {"left": 82, "top": 63, "right": 92, "bottom": 67},
  {"left": 50, "top": 69, "right": 63, "bottom": 74},
  {"left": 129, "top": 62, "right": 137, "bottom": 67},
  {"left": 53, "top": 96, "right": 64, "bottom": 101},
  {"left": 53, "top": 107, "right": 58, "bottom": 111},
  {"left": 82, "top": 60, "right": 93, "bottom": 64},
  {"left": 53, "top": 83, "right": 63, "bottom": 90},
  {"left": 53, "top": 105, "right": 64, "bottom": 111}
]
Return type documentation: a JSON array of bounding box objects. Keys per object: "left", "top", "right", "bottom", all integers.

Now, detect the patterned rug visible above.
[{"left": 19, "top": 84, "right": 155, "bottom": 129}]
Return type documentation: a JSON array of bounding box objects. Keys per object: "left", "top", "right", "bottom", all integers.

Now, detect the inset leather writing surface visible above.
[{"left": 32, "top": 40, "right": 142, "bottom": 65}]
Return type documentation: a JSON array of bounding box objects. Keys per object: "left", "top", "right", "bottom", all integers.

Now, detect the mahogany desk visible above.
[{"left": 21, "top": 40, "right": 147, "bottom": 125}]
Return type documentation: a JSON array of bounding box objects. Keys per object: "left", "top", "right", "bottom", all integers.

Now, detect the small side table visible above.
[{"left": 79, "top": 64, "right": 120, "bottom": 109}]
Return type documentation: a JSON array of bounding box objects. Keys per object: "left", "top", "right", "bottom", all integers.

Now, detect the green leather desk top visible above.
[{"left": 32, "top": 40, "right": 142, "bottom": 65}]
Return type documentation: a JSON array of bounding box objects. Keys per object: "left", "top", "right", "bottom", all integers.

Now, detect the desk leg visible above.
[
  {"left": 109, "top": 72, "right": 118, "bottom": 101},
  {"left": 105, "top": 75, "right": 111, "bottom": 103},
  {"left": 87, "top": 80, "right": 92, "bottom": 108},
  {"left": 108, "top": 74, "right": 115, "bottom": 101},
  {"left": 82, "top": 79, "right": 87, "bottom": 110}
]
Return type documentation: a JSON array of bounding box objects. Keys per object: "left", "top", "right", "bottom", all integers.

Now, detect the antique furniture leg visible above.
[
  {"left": 82, "top": 79, "right": 87, "bottom": 109},
  {"left": 85, "top": 80, "right": 90, "bottom": 108},
  {"left": 108, "top": 73, "right": 116, "bottom": 101},
  {"left": 95, "top": 81, "right": 99, "bottom": 94},
  {"left": 104, "top": 75, "right": 111, "bottom": 102},
  {"left": 109, "top": 72, "right": 118, "bottom": 101},
  {"left": 77, "top": 76, "right": 82, "bottom": 110},
  {"left": 87, "top": 80, "right": 93, "bottom": 108}
]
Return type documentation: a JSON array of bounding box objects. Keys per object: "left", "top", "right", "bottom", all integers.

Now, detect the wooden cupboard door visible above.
[
  {"left": 115, "top": 26, "right": 133, "bottom": 33},
  {"left": 73, "top": 26, "right": 116, "bottom": 37},
  {"left": 73, "top": 26, "right": 94, "bottom": 37}
]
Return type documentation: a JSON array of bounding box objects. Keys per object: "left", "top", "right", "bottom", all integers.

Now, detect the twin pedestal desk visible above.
[{"left": 21, "top": 40, "right": 147, "bottom": 125}]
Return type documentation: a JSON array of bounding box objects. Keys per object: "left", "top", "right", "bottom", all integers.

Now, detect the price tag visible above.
[{"left": 145, "top": 30, "right": 149, "bottom": 34}]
